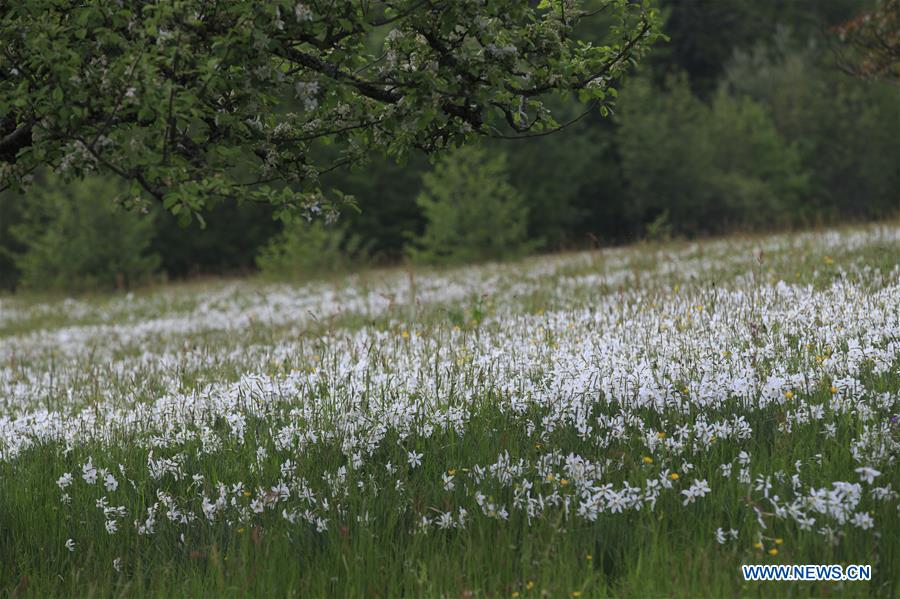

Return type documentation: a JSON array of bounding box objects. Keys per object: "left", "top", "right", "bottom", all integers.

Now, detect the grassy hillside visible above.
[{"left": 1, "top": 225, "right": 899, "bottom": 597}]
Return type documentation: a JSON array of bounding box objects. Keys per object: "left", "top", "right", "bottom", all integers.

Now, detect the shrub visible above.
[
  {"left": 725, "top": 31, "right": 900, "bottom": 221},
  {"left": 616, "top": 73, "right": 809, "bottom": 236},
  {"left": 406, "top": 145, "right": 537, "bottom": 265},
  {"left": 704, "top": 88, "right": 809, "bottom": 228},
  {"left": 616, "top": 74, "right": 716, "bottom": 236},
  {"left": 9, "top": 176, "right": 159, "bottom": 292},
  {"left": 255, "top": 220, "right": 368, "bottom": 279}
]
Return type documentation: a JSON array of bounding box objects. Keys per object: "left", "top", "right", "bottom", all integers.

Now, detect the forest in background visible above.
[{"left": 1, "top": 0, "right": 898, "bottom": 291}]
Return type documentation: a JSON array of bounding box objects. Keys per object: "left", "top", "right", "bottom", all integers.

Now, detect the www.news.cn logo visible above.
[{"left": 742, "top": 564, "right": 871, "bottom": 582}]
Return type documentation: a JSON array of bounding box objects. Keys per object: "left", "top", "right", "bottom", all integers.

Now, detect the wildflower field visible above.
[{"left": 1, "top": 226, "right": 899, "bottom": 597}]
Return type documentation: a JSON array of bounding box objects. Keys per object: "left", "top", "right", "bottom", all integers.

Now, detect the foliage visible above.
[
  {"left": 7, "top": 176, "right": 159, "bottom": 292},
  {"left": 703, "top": 89, "right": 809, "bottom": 227},
  {"left": 255, "top": 220, "right": 368, "bottom": 279},
  {"left": 833, "top": 0, "right": 900, "bottom": 82},
  {"left": 616, "top": 73, "right": 809, "bottom": 236},
  {"left": 648, "top": 0, "right": 862, "bottom": 96},
  {"left": 2, "top": 1, "right": 898, "bottom": 293},
  {"left": 0, "top": 189, "right": 25, "bottom": 290},
  {"left": 406, "top": 145, "right": 536, "bottom": 265},
  {"left": 0, "top": 0, "right": 661, "bottom": 220},
  {"left": 726, "top": 31, "right": 900, "bottom": 221},
  {"left": 152, "top": 201, "right": 281, "bottom": 278},
  {"left": 325, "top": 153, "right": 429, "bottom": 262}
]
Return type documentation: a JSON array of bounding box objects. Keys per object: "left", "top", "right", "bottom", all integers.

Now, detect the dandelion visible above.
[
  {"left": 526, "top": 581, "right": 535, "bottom": 590},
  {"left": 768, "top": 548, "right": 778, "bottom": 556},
  {"left": 774, "top": 538, "right": 783, "bottom": 545},
  {"left": 642, "top": 456, "right": 653, "bottom": 464},
  {"left": 401, "top": 330, "right": 410, "bottom": 339},
  {"left": 753, "top": 542, "right": 763, "bottom": 550},
  {"left": 585, "top": 554, "right": 592, "bottom": 561},
  {"left": 669, "top": 472, "right": 680, "bottom": 481},
  {"left": 784, "top": 390, "right": 794, "bottom": 399}
]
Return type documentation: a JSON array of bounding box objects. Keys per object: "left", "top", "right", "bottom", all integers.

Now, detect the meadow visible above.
[{"left": 1, "top": 225, "right": 898, "bottom": 597}]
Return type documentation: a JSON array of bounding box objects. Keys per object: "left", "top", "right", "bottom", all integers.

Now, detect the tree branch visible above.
[{"left": 0, "top": 122, "right": 33, "bottom": 163}]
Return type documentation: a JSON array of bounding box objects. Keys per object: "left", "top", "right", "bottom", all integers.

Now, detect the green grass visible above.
[{"left": 1, "top": 224, "right": 899, "bottom": 597}]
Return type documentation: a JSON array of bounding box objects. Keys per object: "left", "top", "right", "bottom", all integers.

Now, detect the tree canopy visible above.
[
  {"left": 833, "top": 0, "right": 900, "bottom": 83},
  {"left": 0, "top": 0, "right": 662, "bottom": 222}
]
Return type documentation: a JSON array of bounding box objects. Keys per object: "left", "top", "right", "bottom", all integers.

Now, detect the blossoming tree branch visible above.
[{"left": 0, "top": 0, "right": 662, "bottom": 223}]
